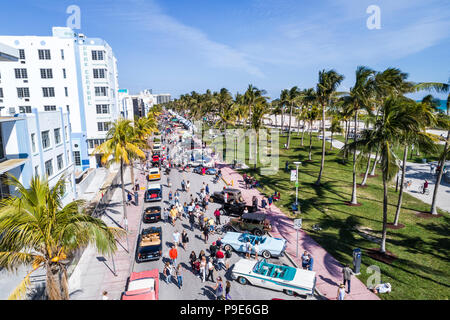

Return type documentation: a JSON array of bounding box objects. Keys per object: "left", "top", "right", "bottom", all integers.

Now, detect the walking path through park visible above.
[
  {"left": 321, "top": 132, "right": 450, "bottom": 213},
  {"left": 68, "top": 165, "right": 147, "bottom": 300},
  {"left": 216, "top": 162, "right": 379, "bottom": 300}
]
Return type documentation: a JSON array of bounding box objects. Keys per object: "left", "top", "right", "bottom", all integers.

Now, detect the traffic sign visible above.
[
  {"left": 294, "top": 218, "right": 302, "bottom": 230},
  {"left": 290, "top": 170, "right": 297, "bottom": 182}
]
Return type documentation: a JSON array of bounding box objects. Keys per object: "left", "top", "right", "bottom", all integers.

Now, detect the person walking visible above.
[
  {"left": 342, "top": 264, "right": 354, "bottom": 293},
  {"left": 181, "top": 179, "right": 186, "bottom": 192},
  {"left": 189, "top": 251, "right": 197, "bottom": 270},
  {"left": 127, "top": 192, "right": 132, "bottom": 206},
  {"left": 205, "top": 184, "right": 210, "bottom": 195},
  {"left": 245, "top": 239, "right": 252, "bottom": 259},
  {"left": 203, "top": 224, "right": 210, "bottom": 244},
  {"left": 214, "top": 208, "right": 221, "bottom": 225},
  {"left": 337, "top": 284, "right": 346, "bottom": 300},
  {"left": 169, "top": 245, "right": 178, "bottom": 266},
  {"left": 175, "top": 264, "right": 183, "bottom": 290},
  {"left": 200, "top": 256, "right": 207, "bottom": 282},
  {"left": 181, "top": 230, "right": 189, "bottom": 250},
  {"left": 253, "top": 240, "right": 260, "bottom": 260},
  {"left": 423, "top": 180, "right": 429, "bottom": 194},
  {"left": 209, "top": 242, "right": 218, "bottom": 260},
  {"left": 214, "top": 277, "right": 225, "bottom": 300},
  {"left": 189, "top": 211, "right": 196, "bottom": 231},
  {"left": 224, "top": 191, "right": 228, "bottom": 204},
  {"left": 225, "top": 246, "right": 232, "bottom": 270},
  {"left": 225, "top": 281, "right": 232, "bottom": 300},
  {"left": 216, "top": 247, "right": 225, "bottom": 270},
  {"left": 301, "top": 251, "right": 310, "bottom": 270},
  {"left": 186, "top": 180, "right": 190, "bottom": 192},
  {"left": 268, "top": 195, "right": 273, "bottom": 211},
  {"left": 169, "top": 190, "right": 173, "bottom": 202},
  {"left": 173, "top": 230, "right": 181, "bottom": 248},
  {"left": 206, "top": 257, "right": 215, "bottom": 282},
  {"left": 307, "top": 253, "right": 314, "bottom": 271},
  {"left": 163, "top": 262, "right": 174, "bottom": 284},
  {"left": 198, "top": 250, "right": 206, "bottom": 261}
]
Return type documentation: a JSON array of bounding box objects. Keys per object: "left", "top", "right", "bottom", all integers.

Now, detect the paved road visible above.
[{"left": 131, "top": 138, "right": 318, "bottom": 300}]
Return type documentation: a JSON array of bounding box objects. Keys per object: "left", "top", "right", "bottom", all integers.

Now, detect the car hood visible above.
[
  {"left": 232, "top": 258, "right": 258, "bottom": 274},
  {"left": 264, "top": 237, "right": 287, "bottom": 252},
  {"left": 222, "top": 232, "right": 242, "bottom": 244}
]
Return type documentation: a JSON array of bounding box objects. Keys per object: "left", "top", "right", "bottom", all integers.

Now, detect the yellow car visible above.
[{"left": 148, "top": 168, "right": 161, "bottom": 181}]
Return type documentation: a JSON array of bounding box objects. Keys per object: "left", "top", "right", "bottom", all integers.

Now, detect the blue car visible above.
[
  {"left": 193, "top": 167, "right": 217, "bottom": 175},
  {"left": 221, "top": 232, "right": 287, "bottom": 259}
]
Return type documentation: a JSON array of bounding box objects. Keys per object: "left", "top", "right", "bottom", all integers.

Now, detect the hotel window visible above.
[
  {"left": 45, "top": 159, "right": 53, "bottom": 176},
  {"left": 54, "top": 128, "right": 61, "bottom": 144},
  {"left": 31, "top": 133, "right": 36, "bottom": 153},
  {"left": 41, "top": 131, "right": 50, "bottom": 149},
  {"left": 64, "top": 87, "right": 68, "bottom": 97},
  {"left": 63, "top": 68, "right": 67, "bottom": 78},
  {"left": 19, "top": 106, "right": 32, "bottom": 114},
  {"left": 34, "top": 165, "right": 39, "bottom": 177},
  {"left": 73, "top": 151, "right": 81, "bottom": 166},
  {"left": 95, "top": 87, "right": 108, "bottom": 97},
  {"left": 96, "top": 104, "right": 110, "bottom": 114},
  {"left": 14, "top": 68, "right": 28, "bottom": 79},
  {"left": 93, "top": 69, "right": 106, "bottom": 79},
  {"left": 38, "top": 49, "right": 51, "bottom": 60},
  {"left": 17, "top": 87, "right": 30, "bottom": 98},
  {"left": 61, "top": 49, "right": 65, "bottom": 60},
  {"left": 42, "top": 87, "right": 55, "bottom": 97},
  {"left": 91, "top": 50, "right": 104, "bottom": 60},
  {"left": 40, "top": 69, "right": 53, "bottom": 79},
  {"left": 19, "top": 49, "right": 26, "bottom": 60},
  {"left": 97, "top": 122, "right": 110, "bottom": 132},
  {"left": 57, "top": 154, "right": 64, "bottom": 170},
  {"left": 44, "top": 105, "right": 56, "bottom": 111},
  {"left": 0, "top": 88, "right": 3, "bottom": 98}
]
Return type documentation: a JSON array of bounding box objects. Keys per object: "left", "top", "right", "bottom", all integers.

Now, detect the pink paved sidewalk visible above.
[{"left": 219, "top": 164, "right": 379, "bottom": 300}]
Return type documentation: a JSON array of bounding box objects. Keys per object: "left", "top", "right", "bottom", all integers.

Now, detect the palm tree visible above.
[
  {"left": 94, "top": 119, "right": 146, "bottom": 231},
  {"left": 305, "top": 105, "right": 321, "bottom": 161},
  {"left": 414, "top": 79, "right": 450, "bottom": 214},
  {"left": 244, "top": 85, "right": 267, "bottom": 129},
  {"left": 286, "top": 86, "right": 301, "bottom": 149},
  {"left": 329, "top": 116, "right": 343, "bottom": 150},
  {"left": 0, "top": 175, "right": 124, "bottom": 300},
  {"left": 315, "top": 69, "right": 345, "bottom": 186},
  {"left": 346, "top": 96, "right": 421, "bottom": 253},
  {"left": 250, "top": 101, "right": 270, "bottom": 170}
]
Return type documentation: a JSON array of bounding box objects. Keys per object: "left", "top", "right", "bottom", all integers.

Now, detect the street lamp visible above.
[{"left": 293, "top": 161, "right": 302, "bottom": 206}]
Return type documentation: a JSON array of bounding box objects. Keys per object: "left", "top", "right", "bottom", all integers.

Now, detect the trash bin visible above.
[
  {"left": 134, "top": 191, "right": 139, "bottom": 206},
  {"left": 353, "top": 248, "right": 361, "bottom": 274}
]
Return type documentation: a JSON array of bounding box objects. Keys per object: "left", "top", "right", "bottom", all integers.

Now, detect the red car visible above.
[
  {"left": 121, "top": 269, "right": 159, "bottom": 300},
  {"left": 152, "top": 155, "right": 160, "bottom": 162}
]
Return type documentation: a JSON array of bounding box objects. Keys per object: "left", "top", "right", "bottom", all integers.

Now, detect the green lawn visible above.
[{"left": 225, "top": 131, "right": 449, "bottom": 300}]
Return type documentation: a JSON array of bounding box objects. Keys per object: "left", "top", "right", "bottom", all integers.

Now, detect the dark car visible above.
[
  {"left": 193, "top": 167, "right": 217, "bottom": 175},
  {"left": 211, "top": 188, "right": 244, "bottom": 204},
  {"left": 136, "top": 227, "right": 163, "bottom": 262},
  {"left": 224, "top": 212, "right": 272, "bottom": 236},
  {"left": 145, "top": 184, "right": 163, "bottom": 202},
  {"left": 220, "top": 201, "right": 256, "bottom": 217},
  {"left": 143, "top": 206, "right": 161, "bottom": 223}
]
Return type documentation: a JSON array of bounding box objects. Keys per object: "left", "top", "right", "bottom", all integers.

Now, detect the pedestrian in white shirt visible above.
[{"left": 173, "top": 230, "right": 181, "bottom": 247}]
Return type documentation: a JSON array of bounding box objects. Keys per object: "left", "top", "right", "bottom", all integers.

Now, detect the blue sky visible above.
[{"left": 1, "top": 0, "right": 449, "bottom": 100}]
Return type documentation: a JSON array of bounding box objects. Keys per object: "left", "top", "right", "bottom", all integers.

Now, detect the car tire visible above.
[
  {"left": 224, "top": 225, "right": 234, "bottom": 232},
  {"left": 219, "top": 209, "right": 227, "bottom": 216},
  {"left": 253, "top": 229, "right": 263, "bottom": 236},
  {"left": 224, "top": 244, "right": 232, "bottom": 252},
  {"left": 284, "top": 289, "right": 295, "bottom": 296},
  {"left": 262, "top": 250, "right": 271, "bottom": 259},
  {"left": 238, "top": 277, "right": 248, "bottom": 285}
]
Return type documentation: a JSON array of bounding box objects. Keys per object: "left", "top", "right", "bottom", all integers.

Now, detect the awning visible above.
[
  {"left": 0, "top": 117, "right": 25, "bottom": 123},
  {"left": 0, "top": 158, "right": 29, "bottom": 175}
]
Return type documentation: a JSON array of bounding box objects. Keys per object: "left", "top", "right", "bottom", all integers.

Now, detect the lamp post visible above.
[{"left": 293, "top": 161, "right": 302, "bottom": 205}]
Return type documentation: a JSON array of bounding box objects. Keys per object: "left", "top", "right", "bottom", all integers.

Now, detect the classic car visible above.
[
  {"left": 231, "top": 258, "right": 316, "bottom": 297},
  {"left": 136, "top": 226, "right": 162, "bottom": 262},
  {"left": 144, "top": 184, "right": 163, "bottom": 202},
  {"left": 143, "top": 206, "right": 161, "bottom": 223},
  {"left": 148, "top": 168, "right": 161, "bottom": 181},
  {"left": 192, "top": 167, "right": 217, "bottom": 175},
  {"left": 153, "top": 143, "right": 162, "bottom": 152},
  {"left": 220, "top": 201, "right": 256, "bottom": 217},
  {"left": 222, "top": 232, "right": 286, "bottom": 259},
  {"left": 121, "top": 269, "right": 159, "bottom": 300},
  {"left": 211, "top": 188, "right": 244, "bottom": 204},
  {"left": 224, "top": 212, "right": 272, "bottom": 236}
]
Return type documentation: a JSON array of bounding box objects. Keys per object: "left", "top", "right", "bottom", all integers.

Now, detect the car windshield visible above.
[{"left": 239, "top": 234, "right": 252, "bottom": 242}]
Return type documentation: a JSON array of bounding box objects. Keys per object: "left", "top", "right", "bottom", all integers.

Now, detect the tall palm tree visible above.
[
  {"left": 305, "top": 105, "right": 321, "bottom": 161},
  {"left": 346, "top": 96, "right": 421, "bottom": 253},
  {"left": 286, "top": 86, "right": 301, "bottom": 149},
  {"left": 94, "top": 119, "right": 146, "bottom": 231},
  {"left": 329, "top": 116, "right": 343, "bottom": 150},
  {"left": 414, "top": 79, "right": 450, "bottom": 214},
  {"left": 0, "top": 175, "right": 124, "bottom": 300},
  {"left": 251, "top": 101, "right": 269, "bottom": 170},
  {"left": 315, "top": 69, "right": 345, "bottom": 185}
]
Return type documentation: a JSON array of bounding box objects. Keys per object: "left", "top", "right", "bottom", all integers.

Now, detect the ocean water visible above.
[{"left": 416, "top": 99, "right": 447, "bottom": 113}]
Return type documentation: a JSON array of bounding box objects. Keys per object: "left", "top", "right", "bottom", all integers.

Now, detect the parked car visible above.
[
  {"left": 153, "top": 143, "right": 162, "bottom": 152},
  {"left": 193, "top": 167, "right": 217, "bottom": 175},
  {"left": 221, "top": 232, "right": 287, "bottom": 259},
  {"left": 211, "top": 188, "right": 244, "bottom": 204},
  {"left": 231, "top": 258, "right": 316, "bottom": 297},
  {"left": 143, "top": 206, "right": 161, "bottom": 223},
  {"left": 224, "top": 212, "right": 272, "bottom": 236},
  {"left": 136, "top": 226, "right": 162, "bottom": 262},
  {"left": 148, "top": 168, "right": 161, "bottom": 181},
  {"left": 121, "top": 269, "right": 159, "bottom": 300},
  {"left": 145, "top": 184, "right": 163, "bottom": 202},
  {"left": 220, "top": 201, "right": 256, "bottom": 217}
]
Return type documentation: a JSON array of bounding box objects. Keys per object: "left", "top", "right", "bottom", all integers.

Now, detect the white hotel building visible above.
[{"left": 0, "top": 27, "right": 120, "bottom": 172}]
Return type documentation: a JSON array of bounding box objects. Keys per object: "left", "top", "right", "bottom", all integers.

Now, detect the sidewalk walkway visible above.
[
  {"left": 218, "top": 163, "right": 379, "bottom": 300},
  {"left": 68, "top": 164, "right": 147, "bottom": 300}
]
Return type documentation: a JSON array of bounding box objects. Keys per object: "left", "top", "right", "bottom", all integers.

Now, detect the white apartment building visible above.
[
  {"left": 0, "top": 27, "right": 120, "bottom": 171},
  {"left": 118, "top": 89, "right": 134, "bottom": 121}
]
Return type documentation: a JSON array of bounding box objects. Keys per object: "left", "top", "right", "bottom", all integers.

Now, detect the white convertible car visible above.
[{"left": 231, "top": 258, "right": 316, "bottom": 297}]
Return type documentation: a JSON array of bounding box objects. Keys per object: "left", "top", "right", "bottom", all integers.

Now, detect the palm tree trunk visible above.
[
  {"left": 343, "top": 120, "right": 350, "bottom": 161},
  {"left": 360, "top": 148, "right": 372, "bottom": 186},
  {"left": 297, "top": 116, "right": 300, "bottom": 135},
  {"left": 286, "top": 104, "right": 293, "bottom": 149},
  {"left": 46, "top": 263, "right": 67, "bottom": 300},
  {"left": 301, "top": 120, "right": 306, "bottom": 146},
  {"left": 120, "top": 160, "right": 128, "bottom": 227},
  {"left": 330, "top": 131, "right": 334, "bottom": 150},
  {"left": 308, "top": 122, "right": 313, "bottom": 161},
  {"left": 130, "top": 161, "right": 135, "bottom": 191},
  {"left": 370, "top": 145, "right": 380, "bottom": 176},
  {"left": 380, "top": 168, "right": 389, "bottom": 253},
  {"left": 350, "top": 110, "right": 358, "bottom": 204},
  {"left": 281, "top": 108, "right": 284, "bottom": 132},
  {"left": 430, "top": 129, "right": 449, "bottom": 215},
  {"left": 315, "top": 103, "right": 327, "bottom": 185},
  {"left": 394, "top": 145, "right": 408, "bottom": 225}
]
